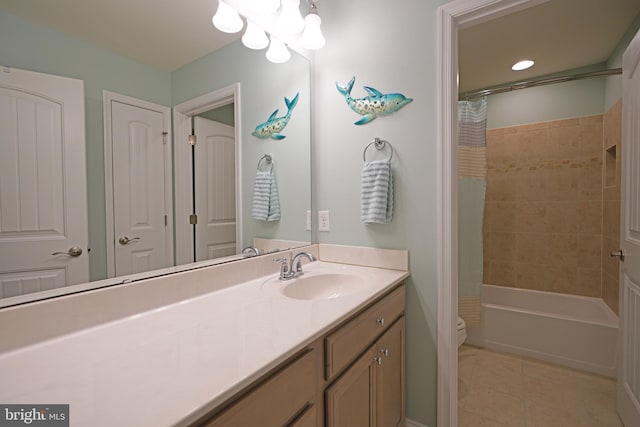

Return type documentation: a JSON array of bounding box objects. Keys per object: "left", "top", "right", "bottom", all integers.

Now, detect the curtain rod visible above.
[{"left": 458, "top": 68, "right": 622, "bottom": 101}]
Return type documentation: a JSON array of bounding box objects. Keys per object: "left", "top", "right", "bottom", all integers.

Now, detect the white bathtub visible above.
[{"left": 469, "top": 284, "right": 618, "bottom": 377}]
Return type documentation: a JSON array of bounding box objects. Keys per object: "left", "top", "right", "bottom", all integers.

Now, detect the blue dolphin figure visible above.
[{"left": 336, "top": 77, "right": 412, "bottom": 125}]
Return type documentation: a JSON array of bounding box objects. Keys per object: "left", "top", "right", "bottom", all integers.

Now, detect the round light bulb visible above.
[
  {"left": 212, "top": 0, "right": 244, "bottom": 34},
  {"left": 299, "top": 13, "right": 325, "bottom": 50},
  {"left": 252, "top": 0, "right": 281, "bottom": 14},
  {"left": 512, "top": 59, "right": 535, "bottom": 71},
  {"left": 266, "top": 37, "right": 291, "bottom": 63},
  {"left": 242, "top": 21, "right": 269, "bottom": 50},
  {"left": 277, "top": 0, "right": 305, "bottom": 35}
]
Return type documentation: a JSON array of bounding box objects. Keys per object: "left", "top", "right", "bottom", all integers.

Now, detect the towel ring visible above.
[
  {"left": 363, "top": 137, "right": 394, "bottom": 162},
  {"left": 257, "top": 154, "right": 274, "bottom": 171}
]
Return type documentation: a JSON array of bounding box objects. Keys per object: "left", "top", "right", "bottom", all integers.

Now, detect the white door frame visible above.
[
  {"left": 172, "top": 84, "right": 242, "bottom": 265},
  {"left": 436, "top": 1, "right": 549, "bottom": 426},
  {"left": 103, "top": 90, "right": 174, "bottom": 278}
]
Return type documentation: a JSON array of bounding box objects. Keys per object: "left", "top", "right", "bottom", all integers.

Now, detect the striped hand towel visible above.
[
  {"left": 361, "top": 160, "right": 393, "bottom": 224},
  {"left": 251, "top": 170, "right": 281, "bottom": 221}
]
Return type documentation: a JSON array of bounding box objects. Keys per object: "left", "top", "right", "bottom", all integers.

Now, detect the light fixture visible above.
[
  {"left": 211, "top": 0, "right": 326, "bottom": 63},
  {"left": 266, "top": 36, "right": 291, "bottom": 63},
  {"left": 277, "top": 0, "right": 305, "bottom": 35},
  {"left": 212, "top": 0, "right": 244, "bottom": 33},
  {"left": 512, "top": 59, "right": 534, "bottom": 71},
  {"left": 299, "top": 2, "right": 325, "bottom": 50},
  {"left": 242, "top": 20, "right": 269, "bottom": 50},
  {"left": 251, "top": 0, "right": 281, "bottom": 15}
]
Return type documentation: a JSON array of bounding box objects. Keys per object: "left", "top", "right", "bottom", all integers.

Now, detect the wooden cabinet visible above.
[
  {"left": 199, "top": 348, "right": 317, "bottom": 427},
  {"left": 192, "top": 283, "right": 405, "bottom": 427},
  {"left": 325, "top": 318, "right": 405, "bottom": 427},
  {"left": 325, "top": 286, "right": 405, "bottom": 381}
]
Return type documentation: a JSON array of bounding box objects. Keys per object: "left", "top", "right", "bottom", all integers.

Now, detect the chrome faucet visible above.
[
  {"left": 274, "top": 251, "right": 317, "bottom": 280},
  {"left": 242, "top": 246, "right": 261, "bottom": 257}
]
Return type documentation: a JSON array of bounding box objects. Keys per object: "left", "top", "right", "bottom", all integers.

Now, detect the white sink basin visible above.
[{"left": 282, "top": 273, "right": 367, "bottom": 300}]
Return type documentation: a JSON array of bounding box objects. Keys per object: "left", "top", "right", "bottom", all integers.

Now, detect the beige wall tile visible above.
[
  {"left": 516, "top": 201, "right": 546, "bottom": 233},
  {"left": 486, "top": 231, "right": 517, "bottom": 263},
  {"left": 546, "top": 202, "right": 579, "bottom": 234},
  {"left": 488, "top": 261, "right": 517, "bottom": 287},
  {"left": 577, "top": 234, "right": 602, "bottom": 269},
  {"left": 578, "top": 164, "right": 603, "bottom": 201},
  {"left": 488, "top": 202, "right": 518, "bottom": 232},
  {"left": 547, "top": 124, "right": 580, "bottom": 161},
  {"left": 516, "top": 169, "right": 547, "bottom": 201},
  {"left": 516, "top": 232, "right": 546, "bottom": 264},
  {"left": 576, "top": 268, "right": 602, "bottom": 297},
  {"left": 546, "top": 167, "right": 579, "bottom": 201},
  {"left": 602, "top": 272, "right": 619, "bottom": 315},
  {"left": 577, "top": 201, "right": 602, "bottom": 235},
  {"left": 547, "top": 233, "right": 578, "bottom": 269},
  {"left": 516, "top": 262, "right": 549, "bottom": 291},
  {"left": 579, "top": 115, "right": 603, "bottom": 161}
]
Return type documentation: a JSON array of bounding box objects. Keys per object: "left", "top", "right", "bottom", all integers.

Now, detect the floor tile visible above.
[{"left": 458, "top": 346, "right": 620, "bottom": 427}]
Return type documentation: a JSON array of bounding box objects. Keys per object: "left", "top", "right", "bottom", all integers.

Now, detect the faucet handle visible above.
[{"left": 274, "top": 257, "right": 289, "bottom": 272}]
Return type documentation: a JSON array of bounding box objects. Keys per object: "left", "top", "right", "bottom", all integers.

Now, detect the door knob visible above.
[
  {"left": 610, "top": 250, "right": 625, "bottom": 262},
  {"left": 119, "top": 236, "right": 141, "bottom": 245},
  {"left": 51, "top": 246, "right": 83, "bottom": 257}
]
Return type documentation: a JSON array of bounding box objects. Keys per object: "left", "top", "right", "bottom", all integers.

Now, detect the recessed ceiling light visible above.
[{"left": 512, "top": 59, "right": 535, "bottom": 71}]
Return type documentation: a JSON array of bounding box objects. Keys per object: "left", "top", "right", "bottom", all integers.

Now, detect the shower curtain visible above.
[{"left": 458, "top": 96, "right": 488, "bottom": 328}]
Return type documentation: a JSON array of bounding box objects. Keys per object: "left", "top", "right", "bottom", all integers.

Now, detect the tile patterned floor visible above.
[{"left": 458, "top": 345, "right": 623, "bottom": 427}]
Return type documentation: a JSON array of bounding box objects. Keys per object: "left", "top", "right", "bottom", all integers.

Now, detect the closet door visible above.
[
  {"left": 0, "top": 67, "right": 88, "bottom": 298},
  {"left": 193, "top": 117, "right": 237, "bottom": 261}
]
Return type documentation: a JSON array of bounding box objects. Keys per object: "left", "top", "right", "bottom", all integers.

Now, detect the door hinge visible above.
[
  {"left": 188, "top": 134, "right": 197, "bottom": 145},
  {"left": 189, "top": 214, "right": 198, "bottom": 225},
  {"left": 162, "top": 132, "right": 168, "bottom": 144}
]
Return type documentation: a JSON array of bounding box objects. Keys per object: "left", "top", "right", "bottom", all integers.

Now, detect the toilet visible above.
[{"left": 457, "top": 317, "right": 467, "bottom": 347}]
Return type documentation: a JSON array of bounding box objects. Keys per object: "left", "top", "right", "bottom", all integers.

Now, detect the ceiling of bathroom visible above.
[
  {"left": 459, "top": 0, "right": 640, "bottom": 93},
  {"left": 0, "top": 0, "right": 242, "bottom": 71},
  {"left": 2, "top": 0, "right": 640, "bottom": 81}
]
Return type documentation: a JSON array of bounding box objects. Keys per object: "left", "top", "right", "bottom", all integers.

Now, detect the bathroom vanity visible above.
[
  {"left": 197, "top": 283, "right": 405, "bottom": 427},
  {"left": 0, "top": 244, "right": 408, "bottom": 427}
]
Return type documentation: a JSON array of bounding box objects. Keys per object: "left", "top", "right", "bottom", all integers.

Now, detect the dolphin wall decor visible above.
[
  {"left": 252, "top": 93, "right": 299, "bottom": 140},
  {"left": 336, "top": 77, "right": 413, "bottom": 125}
]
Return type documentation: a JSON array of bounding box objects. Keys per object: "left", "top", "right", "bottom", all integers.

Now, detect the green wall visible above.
[
  {"left": 313, "top": 1, "right": 449, "bottom": 424},
  {"left": 0, "top": 11, "right": 172, "bottom": 281}
]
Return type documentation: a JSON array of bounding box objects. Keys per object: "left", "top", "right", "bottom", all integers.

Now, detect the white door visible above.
[
  {"left": 0, "top": 67, "right": 89, "bottom": 298},
  {"left": 618, "top": 28, "right": 640, "bottom": 427},
  {"left": 193, "top": 117, "right": 237, "bottom": 261},
  {"left": 110, "top": 100, "right": 171, "bottom": 276}
]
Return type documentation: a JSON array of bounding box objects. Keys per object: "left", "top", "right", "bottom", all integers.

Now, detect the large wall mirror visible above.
[{"left": 0, "top": 2, "right": 311, "bottom": 308}]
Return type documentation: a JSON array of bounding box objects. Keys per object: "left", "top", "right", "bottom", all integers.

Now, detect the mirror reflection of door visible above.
[
  {"left": 193, "top": 105, "right": 237, "bottom": 262},
  {"left": 0, "top": 67, "right": 89, "bottom": 298},
  {"left": 105, "top": 92, "right": 173, "bottom": 277}
]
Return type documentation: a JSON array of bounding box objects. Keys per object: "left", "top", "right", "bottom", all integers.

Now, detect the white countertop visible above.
[{"left": 0, "top": 261, "right": 408, "bottom": 426}]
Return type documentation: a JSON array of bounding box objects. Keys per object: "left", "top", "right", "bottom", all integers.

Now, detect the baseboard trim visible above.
[{"left": 405, "top": 418, "right": 429, "bottom": 427}]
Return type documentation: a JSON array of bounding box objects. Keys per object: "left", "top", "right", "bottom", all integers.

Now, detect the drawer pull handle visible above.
[
  {"left": 376, "top": 317, "right": 385, "bottom": 326},
  {"left": 373, "top": 356, "right": 383, "bottom": 365},
  {"left": 380, "top": 348, "right": 389, "bottom": 357}
]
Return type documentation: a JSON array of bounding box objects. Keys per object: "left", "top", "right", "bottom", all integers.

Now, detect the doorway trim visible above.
[
  {"left": 103, "top": 90, "right": 173, "bottom": 278},
  {"left": 436, "top": 1, "right": 549, "bottom": 426},
  {"left": 172, "top": 83, "right": 242, "bottom": 265}
]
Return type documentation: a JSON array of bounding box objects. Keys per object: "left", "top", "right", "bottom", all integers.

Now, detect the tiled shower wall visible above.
[
  {"left": 483, "top": 102, "right": 621, "bottom": 311},
  {"left": 602, "top": 100, "right": 622, "bottom": 314}
]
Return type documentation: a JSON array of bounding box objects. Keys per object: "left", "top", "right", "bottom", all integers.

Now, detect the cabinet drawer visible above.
[
  {"left": 325, "top": 285, "right": 405, "bottom": 380},
  {"left": 203, "top": 348, "right": 316, "bottom": 427}
]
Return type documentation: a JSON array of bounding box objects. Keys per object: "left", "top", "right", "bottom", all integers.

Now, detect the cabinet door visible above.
[
  {"left": 288, "top": 404, "right": 316, "bottom": 427},
  {"left": 325, "top": 347, "right": 376, "bottom": 427},
  {"left": 376, "top": 317, "right": 405, "bottom": 427}
]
